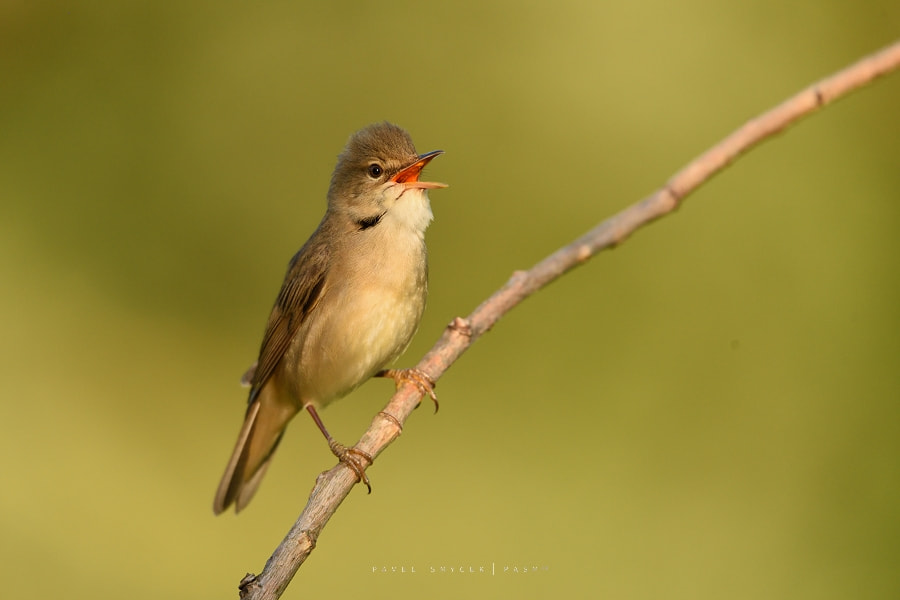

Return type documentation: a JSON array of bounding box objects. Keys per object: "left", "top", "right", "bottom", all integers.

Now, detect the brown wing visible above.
[{"left": 247, "top": 235, "right": 330, "bottom": 403}]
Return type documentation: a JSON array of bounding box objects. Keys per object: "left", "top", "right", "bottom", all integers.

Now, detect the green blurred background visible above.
[{"left": 2, "top": 1, "right": 899, "bottom": 598}]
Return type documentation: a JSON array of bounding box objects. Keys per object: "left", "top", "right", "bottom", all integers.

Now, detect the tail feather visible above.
[{"left": 213, "top": 385, "right": 297, "bottom": 514}]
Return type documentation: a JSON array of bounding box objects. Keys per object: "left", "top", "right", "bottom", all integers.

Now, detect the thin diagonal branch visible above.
[{"left": 236, "top": 39, "right": 900, "bottom": 600}]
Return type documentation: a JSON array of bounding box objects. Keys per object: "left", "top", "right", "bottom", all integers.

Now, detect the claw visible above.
[
  {"left": 377, "top": 368, "right": 439, "bottom": 413},
  {"left": 328, "top": 440, "right": 373, "bottom": 493},
  {"left": 306, "top": 404, "right": 374, "bottom": 493}
]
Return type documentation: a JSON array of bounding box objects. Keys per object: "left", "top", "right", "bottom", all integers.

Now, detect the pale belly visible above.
[{"left": 284, "top": 254, "right": 427, "bottom": 407}]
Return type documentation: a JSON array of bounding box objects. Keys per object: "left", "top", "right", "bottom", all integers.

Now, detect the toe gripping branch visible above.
[{"left": 377, "top": 367, "right": 439, "bottom": 413}]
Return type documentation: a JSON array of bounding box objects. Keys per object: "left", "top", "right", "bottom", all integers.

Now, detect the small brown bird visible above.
[{"left": 213, "top": 122, "right": 446, "bottom": 514}]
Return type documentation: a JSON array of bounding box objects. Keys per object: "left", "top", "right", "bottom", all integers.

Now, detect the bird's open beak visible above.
[{"left": 391, "top": 150, "right": 448, "bottom": 190}]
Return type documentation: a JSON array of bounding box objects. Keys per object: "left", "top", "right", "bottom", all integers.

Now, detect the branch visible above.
[{"left": 236, "top": 39, "right": 900, "bottom": 600}]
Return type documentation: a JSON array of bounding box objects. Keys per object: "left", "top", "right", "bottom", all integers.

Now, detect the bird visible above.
[{"left": 213, "top": 122, "right": 446, "bottom": 514}]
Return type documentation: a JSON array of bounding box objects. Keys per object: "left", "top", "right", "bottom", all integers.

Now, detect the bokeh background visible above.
[{"left": 2, "top": 2, "right": 899, "bottom": 599}]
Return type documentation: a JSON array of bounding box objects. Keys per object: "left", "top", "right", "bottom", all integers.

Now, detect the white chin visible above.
[{"left": 390, "top": 189, "right": 434, "bottom": 233}]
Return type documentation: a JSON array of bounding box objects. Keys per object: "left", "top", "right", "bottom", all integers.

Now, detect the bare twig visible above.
[{"left": 236, "top": 39, "right": 900, "bottom": 600}]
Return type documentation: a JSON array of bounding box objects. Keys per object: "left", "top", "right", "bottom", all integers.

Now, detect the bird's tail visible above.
[{"left": 213, "top": 385, "right": 297, "bottom": 514}]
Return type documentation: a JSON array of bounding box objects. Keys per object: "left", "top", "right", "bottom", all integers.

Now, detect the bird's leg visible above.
[
  {"left": 305, "top": 405, "right": 373, "bottom": 493},
  {"left": 376, "top": 368, "right": 439, "bottom": 413}
]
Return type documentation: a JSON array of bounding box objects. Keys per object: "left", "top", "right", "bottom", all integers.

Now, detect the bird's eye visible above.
[{"left": 367, "top": 163, "right": 383, "bottom": 179}]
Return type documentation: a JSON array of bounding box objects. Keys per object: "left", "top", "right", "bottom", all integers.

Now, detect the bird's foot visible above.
[
  {"left": 328, "top": 440, "right": 373, "bottom": 493},
  {"left": 377, "top": 368, "right": 439, "bottom": 413}
]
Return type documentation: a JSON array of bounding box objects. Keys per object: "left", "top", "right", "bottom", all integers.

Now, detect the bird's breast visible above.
[{"left": 289, "top": 226, "right": 428, "bottom": 406}]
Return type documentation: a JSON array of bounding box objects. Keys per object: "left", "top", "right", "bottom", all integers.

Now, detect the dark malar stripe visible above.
[{"left": 356, "top": 212, "right": 385, "bottom": 231}]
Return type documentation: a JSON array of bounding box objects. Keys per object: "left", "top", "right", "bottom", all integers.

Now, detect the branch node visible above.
[
  {"left": 664, "top": 183, "right": 683, "bottom": 205},
  {"left": 301, "top": 530, "right": 318, "bottom": 549},
  {"left": 576, "top": 244, "right": 592, "bottom": 263},
  {"left": 509, "top": 269, "right": 529, "bottom": 285},
  {"left": 448, "top": 316, "right": 472, "bottom": 337},
  {"left": 238, "top": 573, "right": 260, "bottom": 599}
]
